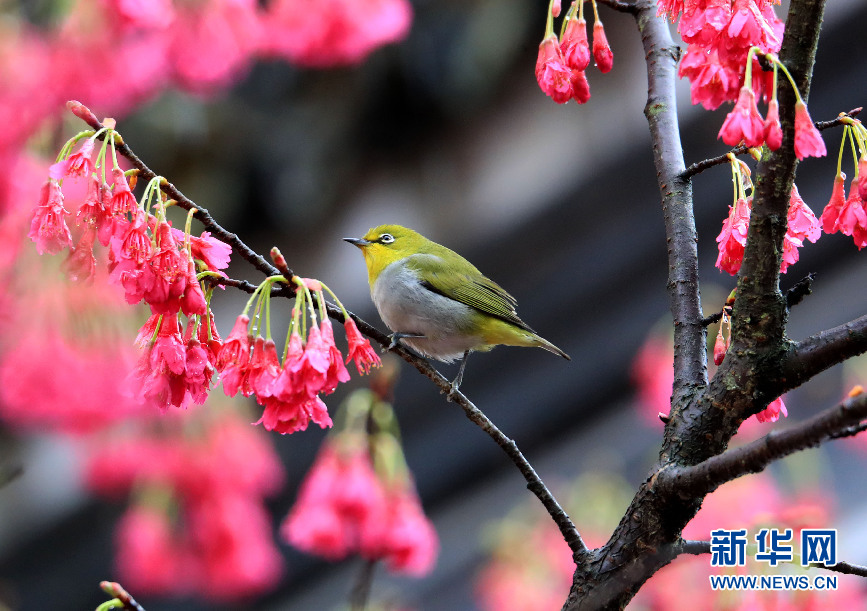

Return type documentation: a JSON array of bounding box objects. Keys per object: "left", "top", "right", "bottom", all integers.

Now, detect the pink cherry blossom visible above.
[
  {"left": 820, "top": 172, "right": 847, "bottom": 234},
  {"left": 718, "top": 86, "right": 764, "bottom": 147},
  {"left": 793, "top": 100, "right": 827, "bottom": 160},
  {"left": 561, "top": 17, "right": 590, "bottom": 71},
  {"left": 28, "top": 180, "right": 72, "bottom": 255},
  {"left": 536, "top": 34, "right": 574, "bottom": 104},
  {"left": 763, "top": 98, "right": 782, "bottom": 150},
  {"left": 592, "top": 21, "right": 613, "bottom": 74},
  {"left": 715, "top": 197, "right": 751, "bottom": 275}
]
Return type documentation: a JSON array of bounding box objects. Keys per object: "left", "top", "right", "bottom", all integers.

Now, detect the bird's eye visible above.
[{"left": 379, "top": 233, "right": 395, "bottom": 244}]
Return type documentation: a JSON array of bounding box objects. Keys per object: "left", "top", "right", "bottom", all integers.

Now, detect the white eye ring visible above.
[{"left": 379, "top": 233, "right": 395, "bottom": 244}]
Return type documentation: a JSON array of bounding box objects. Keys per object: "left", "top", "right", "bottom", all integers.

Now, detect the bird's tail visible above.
[{"left": 534, "top": 334, "right": 571, "bottom": 360}]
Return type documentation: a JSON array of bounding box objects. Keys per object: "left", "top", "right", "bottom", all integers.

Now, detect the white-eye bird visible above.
[{"left": 344, "top": 224, "right": 570, "bottom": 392}]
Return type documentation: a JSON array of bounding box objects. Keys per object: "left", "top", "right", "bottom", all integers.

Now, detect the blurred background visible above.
[{"left": 1, "top": 0, "right": 867, "bottom": 609}]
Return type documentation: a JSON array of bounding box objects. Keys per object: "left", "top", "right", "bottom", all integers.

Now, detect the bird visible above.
[{"left": 344, "top": 224, "right": 570, "bottom": 393}]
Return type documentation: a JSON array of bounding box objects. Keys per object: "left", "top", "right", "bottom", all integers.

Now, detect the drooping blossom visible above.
[
  {"left": 859, "top": 157, "right": 867, "bottom": 201},
  {"left": 282, "top": 440, "right": 387, "bottom": 559},
  {"left": 676, "top": 0, "right": 783, "bottom": 110},
  {"left": 172, "top": 228, "right": 232, "bottom": 273},
  {"left": 359, "top": 482, "right": 438, "bottom": 576},
  {"left": 570, "top": 70, "right": 591, "bottom": 104},
  {"left": 28, "top": 180, "right": 72, "bottom": 255},
  {"left": 263, "top": 0, "right": 412, "bottom": 68},
  {"left": 64, "top": 223, "right": 98, "bottom": 282},
  {"left": 793, "top": 100, "right": 827, "bottom": 160},
  {"left": 49, "top": 137, "right": 95, "bottom": 181},
  {"left": 561, "top": 17, "right": 590, "bottom": 71},
  {"left": 115, "top": 504, "right": 189, "bottom": 595},
  {"left": 87, "top": 412, "right": 285, "bottom": 601},
  {"left": 169, "top": 0, "right": 262, "bottom": 94},
  {"left": 762, "top": 98, "right": 782, "bottom": 150},
  {"left": 216, "top": 314, "right": 252, "bottom": 396},
  {"left": 755, "top": 395, "right": 787, "bottom": 422},
  {"left": 592, "top": 21, "right": 613, "bottom": 74},
  {"left": 536, "top": 34, "right": 573, "bottom": 104},
  {"left": 344, "top": 317, "right": 382, "bottom": 374},
  {"left": 715, "top": 197, "right": 751, "bottom": 275},
  {"left": 820, "top": 172, "right": 848, "bottom": 234},
  {"left": 718, "top": 86, "right": 764, "bottom": 147},
  {"left": 780, "top": 185, "right": 821, "bottom": 272}
]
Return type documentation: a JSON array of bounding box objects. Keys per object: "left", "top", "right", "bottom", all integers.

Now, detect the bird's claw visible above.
[{"left": 385, "top": 332, "right": 425, "bottom": 353}]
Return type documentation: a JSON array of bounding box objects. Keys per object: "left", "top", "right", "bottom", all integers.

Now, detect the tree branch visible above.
[
  {"left": 637, "top": 1, "right": 707, "bottom": 405},
  {"left": 730, "top": 0, "right": 826, "bottom": 353},
  {"left": 681, "top": 540, "right": 711, "bottom": 556},
  {"left": 67, "top": 101, "right": 587, "bottom": 561},
  {"left": 657, "top": 393, "right": 867, "bottom": 499},
  {"left": 781, "top": 314, "right": 867, "bottom": 391},
  {"left": 814, "top": 561, "right": 867, "bottom": 578}
]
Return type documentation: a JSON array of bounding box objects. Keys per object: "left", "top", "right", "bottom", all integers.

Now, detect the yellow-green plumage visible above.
[{"left": 345, "top": 224, "right": 570, "bottom": 365}]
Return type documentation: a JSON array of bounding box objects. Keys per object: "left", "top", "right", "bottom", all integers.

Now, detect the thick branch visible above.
[
  {"left": 782, "top": 314, "right": 867, "bottom": 391},
  {"left": 730, "top": 0, "right": 826, "bottom": 352},
  {"left": 657, "top": 393, "right": 867, "bottom": 498},
  {"left": 638, "top": 1, "right": 707, "bottom": 403}
]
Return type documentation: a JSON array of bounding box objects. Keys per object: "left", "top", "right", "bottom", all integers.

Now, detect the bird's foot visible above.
[
  {"left": 386, "top": 332, "right": 425, "bottom": 353},
  {"left": 446, "top": 350, "right": 470, "bottom": 401}
]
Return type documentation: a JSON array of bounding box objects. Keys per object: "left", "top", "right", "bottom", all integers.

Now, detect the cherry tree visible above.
[{"left": 4, "top": 0, "right": 867, "bottom": 609}]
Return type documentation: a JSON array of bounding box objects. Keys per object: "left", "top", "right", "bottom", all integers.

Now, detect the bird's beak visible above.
[{"left": 343, "top": 237, "right": 371, "bottom": 248}]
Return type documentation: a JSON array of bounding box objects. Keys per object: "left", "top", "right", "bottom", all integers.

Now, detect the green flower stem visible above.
[
  {"left": 545, "top": 0, "right": 556, "bottom": 37},
  {"left": 319, "top": 281, "right": 349, "bottom": 321},
  {"left": 766, "top": 53, "right": 804, "bottom": 103}
]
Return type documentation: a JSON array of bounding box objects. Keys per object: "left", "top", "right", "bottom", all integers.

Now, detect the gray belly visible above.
[{"left": 372, "top": 261, "right": 483, "bottom": 362}]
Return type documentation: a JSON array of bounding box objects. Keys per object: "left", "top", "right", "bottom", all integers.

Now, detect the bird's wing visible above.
[{"left": 407, "top": 254, "right": 532, "bottom": 331}]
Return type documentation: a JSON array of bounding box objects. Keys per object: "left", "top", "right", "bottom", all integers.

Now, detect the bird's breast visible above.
[{"left": 371, "top": 260, "right": 483, "bottom": 362}]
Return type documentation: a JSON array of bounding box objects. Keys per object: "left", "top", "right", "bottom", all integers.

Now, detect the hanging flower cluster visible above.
[
  {"left": 820, "top": 117, "right": 867, "bottom": 249},
  {"left": 217, "top": 274, "right": 381, "bottom": 435},
  {"left": 263, "top": 0, "right": 412, "bottom": 67},
  {"left": 716, "top": 47, "right": 826, "bottom": 159},
  {"left": 85, "top": 410, "right": 285, "bottom": 600},
  {"left": 28, "top": 121, "right": 231, "bottom": 411},
  {"left": 715, "top": 155, "right": 820, "bottom": 276},
  {"left": 535, "top": 0, "right": 613, "bottom": 105},
  {"left": 283, "top": 389, "right": 438, "bottom": 576},
  {"left": 658, "top": 0, "right": 784, "bottom": 110}
]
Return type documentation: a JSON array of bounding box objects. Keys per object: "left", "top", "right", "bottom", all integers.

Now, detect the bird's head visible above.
[{"left": 344, "top": 224, "right": 428, "bottom": 282}]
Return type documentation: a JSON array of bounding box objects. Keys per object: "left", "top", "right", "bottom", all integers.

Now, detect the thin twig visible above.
[
  {"left": 66, "top": 101, "right": 586, "bottom": 560},
  {"left": 657, "top": 393, "right": 867, "bottom": 498},
  {"left": 813, "top": 561, "right": 867, "bottom": 577},
  {"left": 681, "top": 540, "right": 711, "bottom": 555},
  {"left": 701, "top": 275, "right": 813, "bottom": 327},
  {"left": 350, "top": 559, "right": 377, "bottom": 611}
]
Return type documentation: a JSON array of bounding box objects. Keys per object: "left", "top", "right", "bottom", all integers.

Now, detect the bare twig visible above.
[
  {"left": 782, "top": 314, "right": 867, "bottom": 392},
  {"left": 350, "top": 559, "right": 377, "bottom": 611},
  {"left": 66, "top": 101, "right": 586, "bottom": 561},
  {"left": 657, "top": 393, "right": 867, "bottom": 498},
  {"left": 681, "top": 540, "right": 711, "bottom": 556},
  {"left": 813, "top": 561, "right": 867, "bottom": 578}
]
